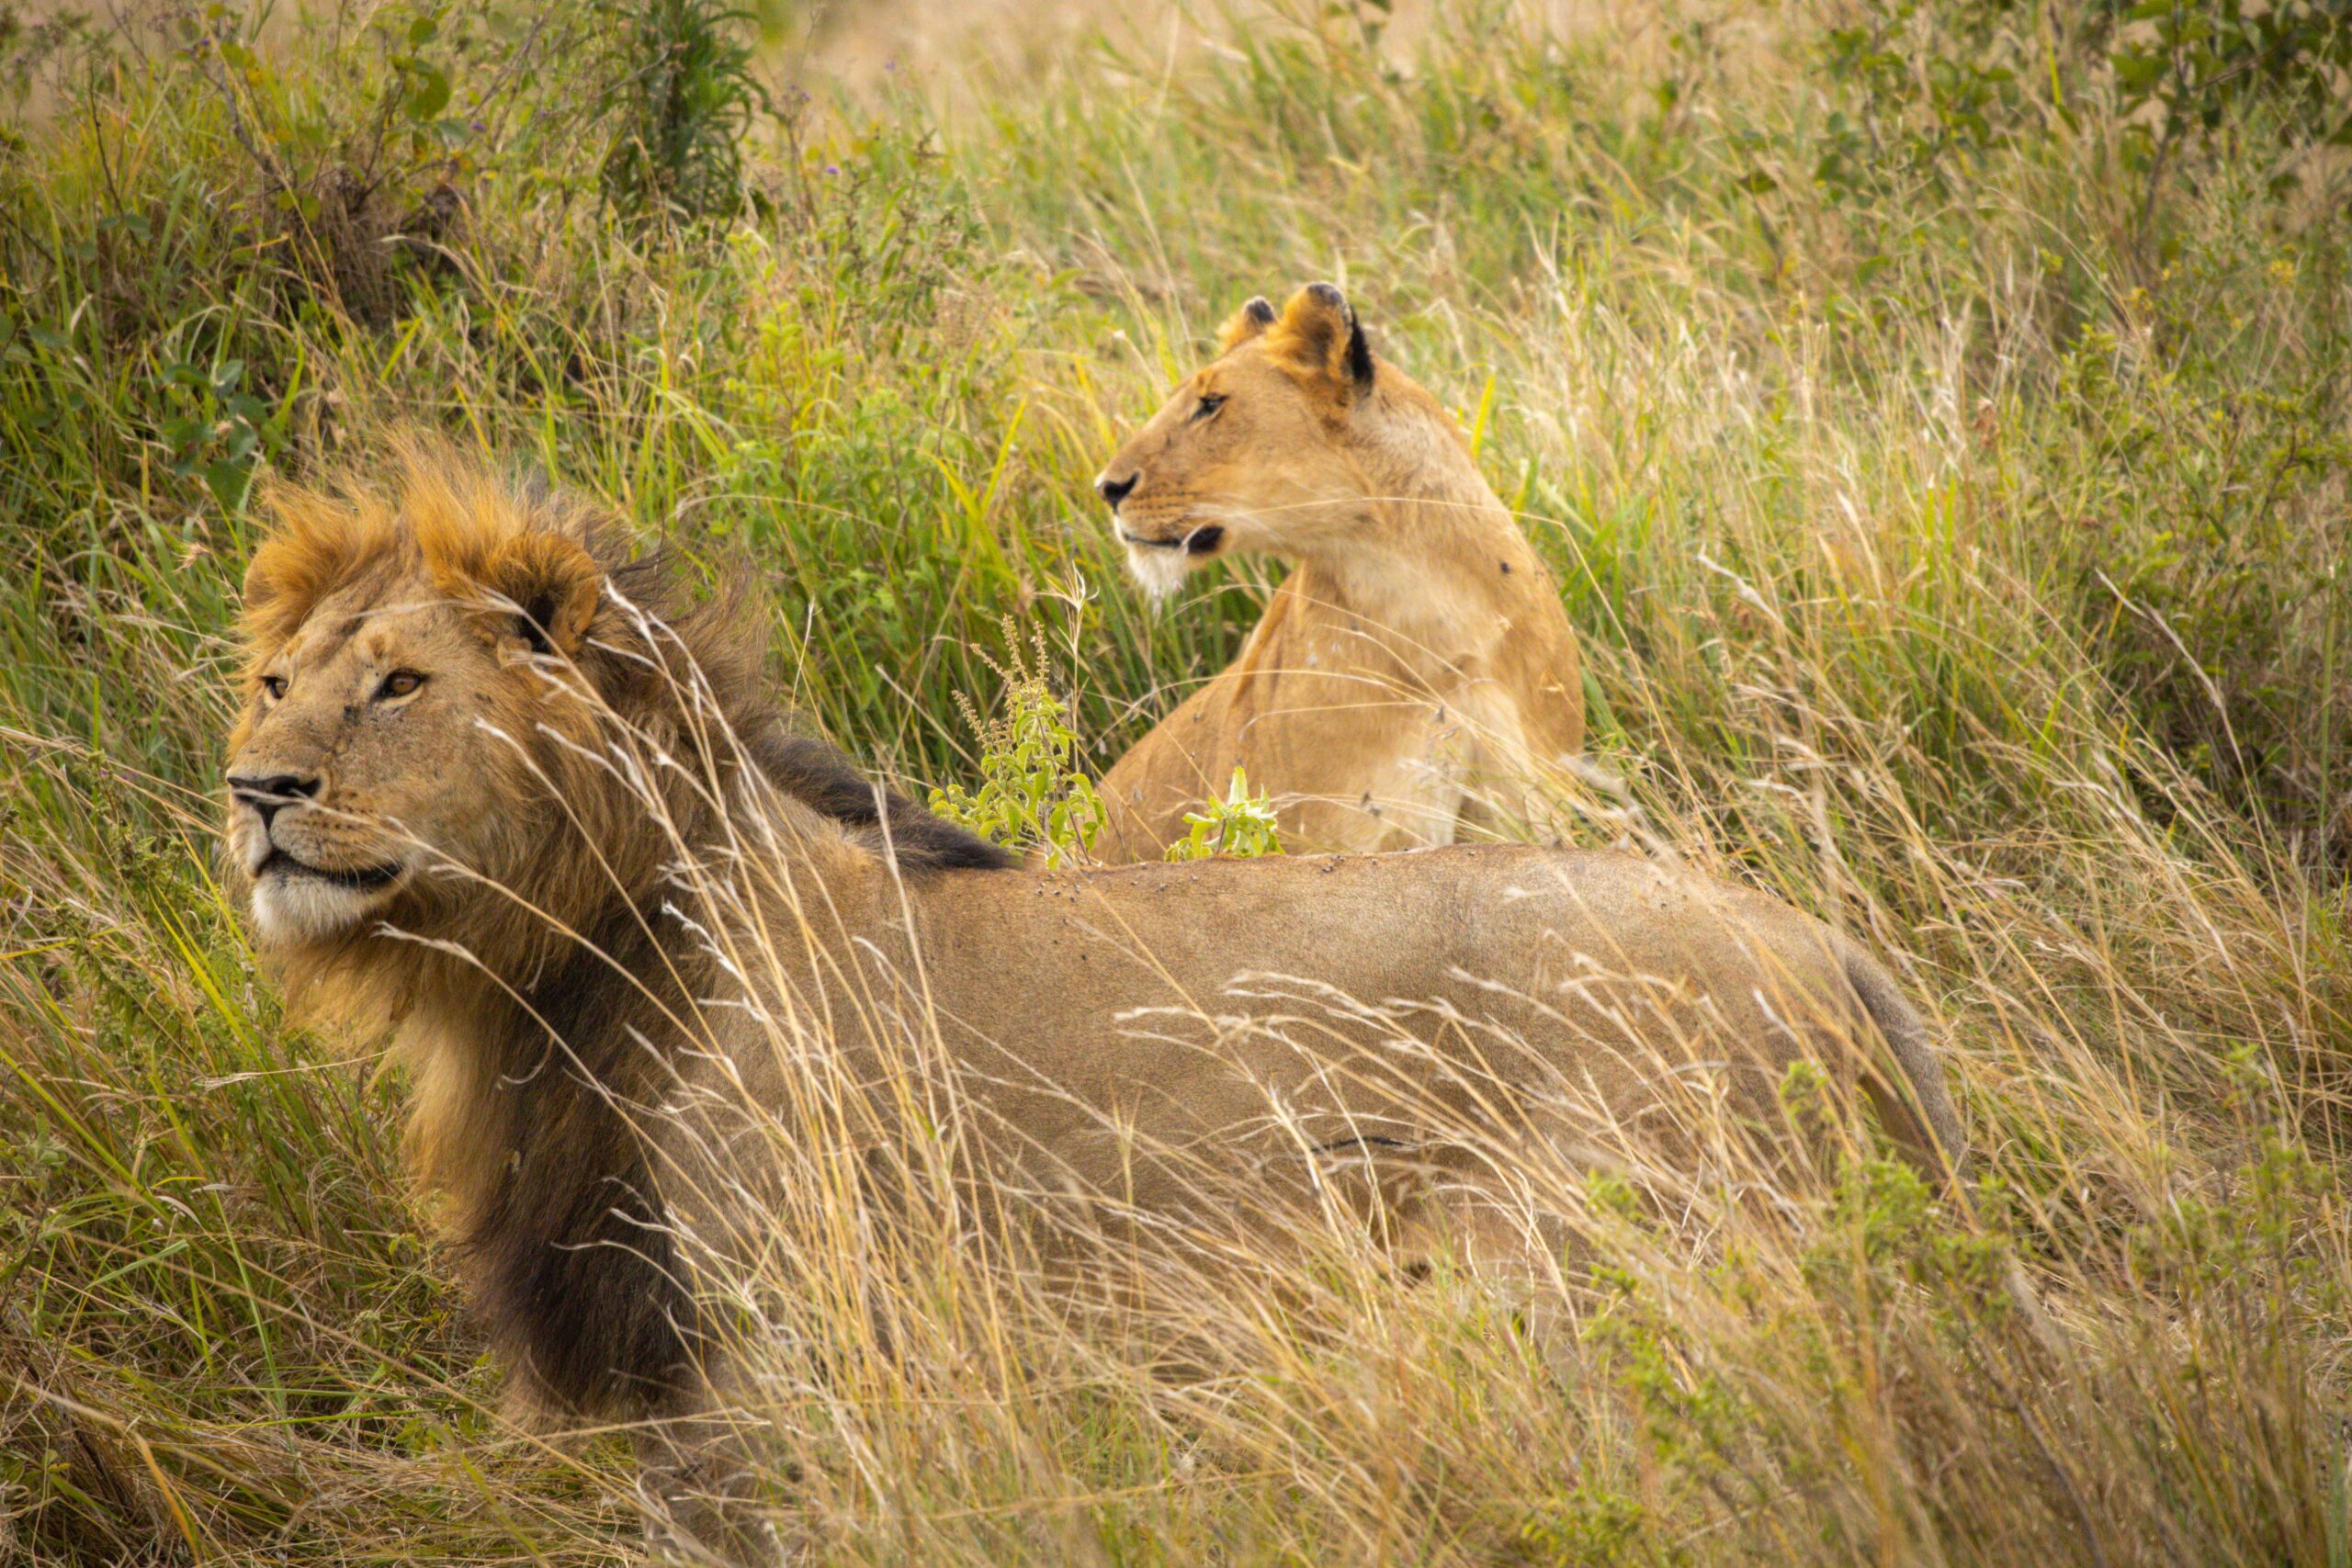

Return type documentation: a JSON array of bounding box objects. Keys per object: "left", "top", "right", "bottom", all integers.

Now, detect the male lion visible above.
[
  {"left": 1091, "top": 283, "right": 1587, "bottom": 860},
  {"left": 224, "top": 449, "right": 1970, "bottom": 1556}
]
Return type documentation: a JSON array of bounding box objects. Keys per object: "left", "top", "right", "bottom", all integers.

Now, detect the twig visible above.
[{"left": 179, "top": 4, "right": 283, "bottom": 191}]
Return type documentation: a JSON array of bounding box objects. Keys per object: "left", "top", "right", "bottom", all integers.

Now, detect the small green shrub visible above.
[
  {"left": 595, "top": 0, "right": 761, "bottom": 220},
  {"left": 1810, "top": 0, "right": 2352, "bottom": 228},
  {"left": 1809, "top": 0, "right": 2028, "bottom": 206},
  {"left": 1164, "top": 766, "right": 1283, "bottom": 863},
  {"left": 928, "top": 629, "right": 1105, "bottom": 869}
]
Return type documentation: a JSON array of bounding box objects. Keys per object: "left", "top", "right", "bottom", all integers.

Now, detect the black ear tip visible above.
[
  {"left": 1304, "top": 280, "right": 1348, "bottom": 311},
  {"left": 1344, "top": 318, "right": 1374, "bottom": 384},
  {"left": 1243, "top": 295, "right": 1277, "bottom": 325}
]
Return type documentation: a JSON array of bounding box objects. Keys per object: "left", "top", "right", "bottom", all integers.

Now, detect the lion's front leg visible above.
[{"left": 628, "top": 1363, "right": 788, "bottom": 1566}]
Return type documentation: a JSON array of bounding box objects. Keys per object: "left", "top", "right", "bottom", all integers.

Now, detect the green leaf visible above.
[
  {"left": 2113, "top": 52, "right": 2164, "bottom": 94},
  {"left": 204, "top": 459, "right": 250, "bottom": 509},
  {"left": 406, "top": 65, "right": 451, "bottom": 121}
]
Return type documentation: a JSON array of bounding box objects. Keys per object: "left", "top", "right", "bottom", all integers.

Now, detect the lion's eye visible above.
[
  {"left": 1192, "top": 392, "right": 1227, "bottom": 421},
  {"left": 377, "top": 670, "right": 426, "bottom": 701},
  {"left": 260, "top": 675, "right": 288, "bottom": 701}
]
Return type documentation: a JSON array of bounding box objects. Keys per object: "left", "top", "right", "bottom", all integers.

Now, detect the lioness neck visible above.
[{"left": 1285, "top": 387, "right": 1544, "bottom": 668}]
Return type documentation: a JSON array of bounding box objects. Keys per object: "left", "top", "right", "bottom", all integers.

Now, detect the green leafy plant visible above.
[
  {"left": 157, "top": 354, "right": 270, "bottom": 509},
  {"left": 596, "top": 0, "right": 761, "bottom": 220},
  {"left": 2111, "top": 0, "right": 2352, "bottom": 215},
  {"left": 1164, "top": 766, "right": 1284, "bottom": 863},
  {"left": 1808, "top": 0, "right": 2027, "bottom": 206},
  {"left": 1807, "top": 0, "right": 2352, "bottom": 231},
  {"left": 928, "top": 628, "right": 1104, "bottom": 868}
]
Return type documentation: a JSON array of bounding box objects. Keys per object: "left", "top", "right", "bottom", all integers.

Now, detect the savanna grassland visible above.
[{"left": 4, "top": 1, "right": 2351, "bottom": 1562}]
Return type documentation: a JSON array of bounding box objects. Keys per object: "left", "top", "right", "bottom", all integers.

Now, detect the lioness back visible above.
[{"left": 1090, "top": 284, "right": 1585, "bottom": 862}]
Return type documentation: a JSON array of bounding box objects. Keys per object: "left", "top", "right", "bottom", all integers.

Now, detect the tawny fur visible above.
[
  {"left": 223, "top": 451, "right": 1967, "bottom": 1552},
  {"left": 1092, "top": 284, "right": 1586, "bottom": 860}
]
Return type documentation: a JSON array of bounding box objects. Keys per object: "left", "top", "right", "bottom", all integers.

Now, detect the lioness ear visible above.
[
  {"left": 1267, "top": 282, "right": 1375, "bottom": 392},
  {"left": 1217, "top": 295, "right": 1279, "bottom": 354},
  {"left": 481, "top": 531, "right": 601, "bottom": 657}
]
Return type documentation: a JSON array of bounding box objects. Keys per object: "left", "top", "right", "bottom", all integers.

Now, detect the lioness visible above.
[
  {"left": 1092, "top": 283, "right": 1587, "bottom": 860},
  {"left": 224, "top": 450, "right": 1965, "bottom": 1555}
]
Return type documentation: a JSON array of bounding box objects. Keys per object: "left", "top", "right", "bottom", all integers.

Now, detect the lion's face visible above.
[
  {"left": 224, "top": 466, "right": 605, "bottom": 951},
  {"left": 1095, "top": 283, "right": 1381, "bottom": 600},
  {"left": 225, "top": 575, "right": 532, "bottom": 943}
]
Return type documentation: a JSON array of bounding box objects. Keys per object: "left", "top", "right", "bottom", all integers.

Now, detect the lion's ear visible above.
[
  {"left": 1267, "top": 282, "right": 1374, "bottom": 393},
  {"left": 1217, "top": 295, "right": 1279, "bottom": 354},
  {"left": 481, "top": 530, "right": 601, "bottom": 657}
]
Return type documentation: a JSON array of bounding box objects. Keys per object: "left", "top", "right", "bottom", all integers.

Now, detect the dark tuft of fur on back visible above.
[
  {"left": 752, "top": 732, "right": 1016, "bottom": 872},
  {"left": 547, "top": 500, "right": 1012, "bottom": 877}
]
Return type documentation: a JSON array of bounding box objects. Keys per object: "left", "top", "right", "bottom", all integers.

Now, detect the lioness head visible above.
[
  {"left": 1095, "top": 282, "right": 1386, "bottom": 600},
  {"left": 223, "top": 453, "right": 637, "bottom": 950}
]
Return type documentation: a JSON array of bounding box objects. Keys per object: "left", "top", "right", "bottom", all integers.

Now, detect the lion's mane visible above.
[{"left": 233, "top": 445, "right": 1007, "bottom": 1414}]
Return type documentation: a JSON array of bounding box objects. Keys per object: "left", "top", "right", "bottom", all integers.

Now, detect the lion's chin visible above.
[{"left": 250, "top": 863, "right": 403, "bottom": 944}]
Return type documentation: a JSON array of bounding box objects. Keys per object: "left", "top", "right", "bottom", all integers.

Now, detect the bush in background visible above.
[{"left": 595, "top": 0, "right": 763, "bottom": 221}]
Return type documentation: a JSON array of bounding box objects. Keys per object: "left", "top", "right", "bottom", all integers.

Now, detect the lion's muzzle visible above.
[
  {"left": 229, "top": 770, "right": 320, "bottom": 829},
  {"left": 229, "top": 771, "right": 411, "bottom": 941}
]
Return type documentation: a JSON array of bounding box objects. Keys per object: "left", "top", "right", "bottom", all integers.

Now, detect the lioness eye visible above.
[
  {"left": 260, "top": 675, "right": 288, "bottom": 701},
  {"left": 1192, "top": 392, "right": 1226, "bottom": 420},
  {"left": 378, "top": 671, "right": 426, "bottom": 700}
]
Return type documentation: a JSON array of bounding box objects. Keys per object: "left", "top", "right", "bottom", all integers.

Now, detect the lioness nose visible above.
[
  {"left": 1097, "top": 472, "right": 1137, "bottom": 509},
  {"left": 229, "top": 772, "right": 320, "bottom": 829}
]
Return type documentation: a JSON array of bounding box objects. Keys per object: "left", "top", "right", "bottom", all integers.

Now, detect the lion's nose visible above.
[
  {"left": 229, "top": 771, "right": 320, "bottom": 830},
  {"left": 1096, "top": 472, "right": 1137, "bottom": 509}
]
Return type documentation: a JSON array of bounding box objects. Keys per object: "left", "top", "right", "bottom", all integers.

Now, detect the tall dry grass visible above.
[{"left": 2, "top": 0, "right": 2348, "bottom": 1562}]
